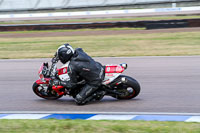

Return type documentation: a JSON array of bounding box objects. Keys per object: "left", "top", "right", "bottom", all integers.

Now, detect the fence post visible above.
[
  {"left": 62, "top": 0, "right": 71, "bottom": 8},
  {"left": 34, "top": 0, "right": 41, "bottom": 9},
  {"left": 102, "top": 0, "right": 108, "bottom": 6},
  {"left": 0, "top": 0, "right": 4, "bottom": 5},
  {"left": 172, "top": 0, "right": 177, "bottom": 8},
  {"left": 131, "top": 0, "right": 137, "bottom": 4}
]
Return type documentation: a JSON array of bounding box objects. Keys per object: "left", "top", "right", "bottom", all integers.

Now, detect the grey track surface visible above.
[{"left": 0, "top": 56, "right": 200, "bottom": 113}]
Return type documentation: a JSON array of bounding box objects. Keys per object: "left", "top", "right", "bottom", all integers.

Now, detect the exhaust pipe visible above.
[{"left": 121, "top": 77, "right": 127, "bottom": 83}]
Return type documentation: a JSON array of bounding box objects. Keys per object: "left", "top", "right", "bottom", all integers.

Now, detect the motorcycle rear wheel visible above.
[
  {"left": 32, "top": 82, "right": 63, "bottom": 100},
  {"left": 113, "top": 75, "right": 140, "bottom": 100}
]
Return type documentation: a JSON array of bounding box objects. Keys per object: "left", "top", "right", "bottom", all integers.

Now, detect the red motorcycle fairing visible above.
[
  {"left": 36, "top": 78, "right": 65, "bottom": 96},
  {"left": 36, "top": 78, "right": 51, "bottom": 84},
  {"left": 105, "top": 65, "right": 125, "bottom": 73},
  {"left": 52, "top": 85, "right": 65, "bottom": 95},
  {"left": 57, "top": 67, "right": 68, "bottom": 75}
]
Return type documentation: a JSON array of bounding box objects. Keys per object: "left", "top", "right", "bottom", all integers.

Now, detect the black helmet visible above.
[{"left": 57, "top": 44, "right": 74, "bottom": 64}]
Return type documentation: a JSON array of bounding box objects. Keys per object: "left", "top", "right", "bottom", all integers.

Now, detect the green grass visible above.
[
  {"left": 0, "top": 30, "right": 200, "bottom": 59},
  {"left": 0, "top": 15, "right": 200, "bottom": 24},
  {"left": 0, "top": 119, "right": 199, "bottom": 133}
]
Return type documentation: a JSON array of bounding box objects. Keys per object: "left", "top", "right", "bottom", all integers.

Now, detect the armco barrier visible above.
[
  {"left": 145, "top": 19, "right": 189, "bottom": 29},
  {"left": 0, "top": 21, "right": 144, "bottom": 31},
  {"left": 188, "top": 19, "right": 200, "bottom": 27},
  {"left": 0, "top": 19, "right": 200, "bottom": 31}
]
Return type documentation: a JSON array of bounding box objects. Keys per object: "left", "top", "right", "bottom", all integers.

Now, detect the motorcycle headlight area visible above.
[
  {"left": 39, "top": 71, "right": 44, "bottom": 80},
  {"left": 38, "top": 66, "right": 48, "bottom": 81},
  {"left": 42, "top": 66, "right": 48, "bottom": 76}
]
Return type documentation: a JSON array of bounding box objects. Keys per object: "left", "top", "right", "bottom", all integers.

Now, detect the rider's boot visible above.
[
  {"left": 75, "top": 84, "right": 98, "bottom": 105},
  {"left": 94, "top": 90, "right": 106, "bottom": 101}
]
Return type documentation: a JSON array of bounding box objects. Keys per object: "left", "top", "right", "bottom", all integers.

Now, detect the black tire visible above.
[
  {"left": 113, "top": 75, "right": 140, "bottom": 100},
  {"left": 32, "top": 82, "right": 63, "bottom": 100}
]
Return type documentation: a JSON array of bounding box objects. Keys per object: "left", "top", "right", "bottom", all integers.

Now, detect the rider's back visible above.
[{"left": 69, "top": 48, "right": 104, "bottom": 87}]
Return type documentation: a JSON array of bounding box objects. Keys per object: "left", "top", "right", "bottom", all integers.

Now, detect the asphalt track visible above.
[{"left": 0, "top": 56, "right": 200, "bottom": 113}]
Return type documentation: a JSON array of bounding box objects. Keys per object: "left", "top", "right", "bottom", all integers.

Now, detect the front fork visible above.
[
  {"left": 36, "top": 78, "right": 51, "bottom": 84},
  {"left": 36, "top": 78, "right": 65, "bottom": 96}
]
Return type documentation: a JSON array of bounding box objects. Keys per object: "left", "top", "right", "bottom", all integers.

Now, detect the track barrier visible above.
[{"left": 0, "top": 19, "right": 200, "bottom": 31}]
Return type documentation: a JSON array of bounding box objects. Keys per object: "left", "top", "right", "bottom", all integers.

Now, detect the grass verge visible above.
[
  {"left": 0, "top": 30, "right": 200, "bottom": 59},
  {"left": 0, "top": 119, "right": 199, "bottom": 133}
]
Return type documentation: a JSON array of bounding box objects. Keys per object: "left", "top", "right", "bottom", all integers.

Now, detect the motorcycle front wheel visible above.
[
  {"left": 32, "top": 82, "right": 63, "bottom": 100},
  {"left": 113, "top": 75, "right": 140, "bottom": 100}
]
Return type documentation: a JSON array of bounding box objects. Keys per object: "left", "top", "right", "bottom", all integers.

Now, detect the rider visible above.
[{"left": 51, "top": 43, "right": 105, "bottom": 105}]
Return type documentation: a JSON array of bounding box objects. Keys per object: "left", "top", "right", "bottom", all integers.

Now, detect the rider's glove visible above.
[
  {"left": 49, "top": 79, "right": 74, "bottom": 88},
  {"left": 51, "top": 52, "right": 59, "bottom": 63},
  {"left": 49, "top": 79, "right": 60, "bottom": 86},
  {"left": 51, "top": 57, "right": 58, "bottom": 64},
  {"left": 60, "top": 81, "right": 74, "bottom": 88}
]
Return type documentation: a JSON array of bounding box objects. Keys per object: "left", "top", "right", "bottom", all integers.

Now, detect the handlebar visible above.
[
  {"left": 51, "top": 52, "right": 59, "bottom": 64},
  {"left": 48, "top": 53, "right": 59, "bottom": 77},
  {"left": 49, "top": 63, "right": 57, "bottom": 77}
]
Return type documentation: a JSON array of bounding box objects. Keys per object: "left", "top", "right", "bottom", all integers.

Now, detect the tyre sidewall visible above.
[
  {"left": 32, "top": 82, "right": 63, "bottom": 100},
  {"left": 115, "top": 75, "right": 140, "bottom": 99}
]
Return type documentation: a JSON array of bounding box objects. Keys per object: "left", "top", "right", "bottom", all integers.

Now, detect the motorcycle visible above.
[{"left": 32, "top": 56, "right": 140, "bottom": 104}]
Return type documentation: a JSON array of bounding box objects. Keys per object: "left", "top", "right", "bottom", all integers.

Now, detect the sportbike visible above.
[{"left": 32, "top": 58, "right": 140, "bottom": 104}]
